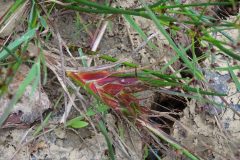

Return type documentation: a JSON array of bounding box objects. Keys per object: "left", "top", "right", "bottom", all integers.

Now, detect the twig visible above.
[
  {"left": 91, "top": 21, "right": 108, "bottom": 52},
  {"left": 19, "top": 126, "right": 34, "bottom": 144},
  {"left": 45, "top": 0, "right": 73, "bottom": 6},
  {"left": 56, "top": 31, "right": 69, "bottom": 124},
  {"left": 60, "top": 93, "right": 76, "bottom": 123},
  {"left": 133, "top": 32, "right": 158, "bottom": 54},
  {"left": 88, "top": 20, "right": 109, "bottom": 67},
  {"left": 65, "top": 57, "right": 129, "bottom": 72},
  {"left": 66, "top": 78, "right": 88, "bottom": 112},
  {"left": 10, "top": 126, "right": 57, "bottom": 160},
  {"left": 0, "top": 1, "right": 28, "bottom": 36}
]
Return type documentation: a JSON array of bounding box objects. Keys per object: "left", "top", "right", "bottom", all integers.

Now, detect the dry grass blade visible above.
[
  {"left": 65, "top": 58, "right": 129, "bottom": 72},
  {"left": 0, "top": 1, "right": 28, "bottom": 37},
  {"left": 45, "top": 0, "right": 74, "bottom": 6}
]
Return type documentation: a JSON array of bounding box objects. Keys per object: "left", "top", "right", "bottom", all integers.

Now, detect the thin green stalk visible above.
[
  {"left": 202, "top": 36, "right": 240, "bottom": 61},
  {"left": 139, "top": 119, "right": 200, "bottom": 160},
  {"left": 0, "top": 59, "right": 40, "bottom": 127},
  {"left": 152, "top": 2, "right": 231, "bottom": 10},
  {"left": 99, "top": 120, "right": 115, "bottom": 160},
  {"left": 0, "top": 28, "right": 36, "bottom": 61},
  {"left": 0, "top": 0, "right": 26, "bottom": 26},
  {"left": 140, "top": 0, "right": 204, "bottom": 80},
  {"left": 60, "top": 3, "right": 175, "bottom": 22},
  {"left": 123, "top": 14, "right": 157, "bottom": 49},
  {"left": 135, "top": 1, "right": 231, "bottom": 11},
  {"left": 0, "top": 61, "right": 22, "bottom": 97},
  {"left": 55, "top": 1, "right": 217, "bottom": 26},
  {"left": 134, "top": 0, "right": 168, "bottom": 11},
  {"left": 33, "top": 112, "right": 52, "bottom": 136}
]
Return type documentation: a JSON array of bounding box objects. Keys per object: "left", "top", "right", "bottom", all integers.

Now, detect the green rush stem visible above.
[
  {"left": 139, "top": 119, "right": 200, "bottom": 160},
  {"left": 60, "top": 3, "right": 175, "bottom": 22},
  {"left": 134, "top": 0, "right": 168, "bottom": 11},
  {"left": 135, "top": 1, "right": 232, "bottom": 11},
  {"left": 202, "top": 36, "right": 240, "bottom": 61},
  {"left": 100, "top": 55, "right": 138, "bottom": 68},
  {"left": 54, "top": 0, "right": 219, "bottom": 26}
]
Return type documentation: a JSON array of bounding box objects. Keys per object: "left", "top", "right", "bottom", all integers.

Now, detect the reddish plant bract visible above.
[{"left": 67, "top": 71, "right": 147, "bottom": 116}]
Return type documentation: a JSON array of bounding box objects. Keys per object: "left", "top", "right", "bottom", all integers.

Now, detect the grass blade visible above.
[
  {"left": 0, "top": 0, "right": 26, "bottom": 26},
  {"left": 123, "top": 14, "right": 157, "bottom": 49},
  {"left": 0, "top": 61, "right": 40, "bottom": 127},
  {"left": 228, "top": 65, "right": 240, "bottom": 92},
  {"left": 139, "top": 0, "right": 204, "bottom": 80},
  {"left": 99, "top": 120, "right": 115, "bottom": 160},
  {"left": 138, "top": 119, "right": 200, "bottom": 160},
  {"left": 0, "top": 28, "right": 36, "bottom": 61}
]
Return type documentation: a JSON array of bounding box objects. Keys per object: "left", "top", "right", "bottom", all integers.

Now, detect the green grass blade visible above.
[
  {"left": 228, "top": 65, "right": 240, "bottom": 92},
  {"left": 0, "top": 61, "right": 39, "bottom": 127},
  {"left": 215, "top": 65, "right": 240, "bottom": 71},
  {"left": 153, "top": 1, "right": 231, "bottom": 10},
  {"left": 134, "top": 0, "right": 168, "bottom": 11},
  {"left": 202, "top": 36, "right": 240, "bottom": 61},
  {"left": 60, "top": 0, "right": 176, "bottom": 22},
  {"left": 123, "top": 14, "right": 157, "bottom": 49},
  {"left": 33, "top": 112, "right": 52, "bottom": 136},
  {"left": 160, "top": 55, "right": 180, "bottom": 73},
  {"left": 28, "top": 0, "right": 38, "bottom": 29},
  {"left": 140, "top": 120, "right": 200, "bottom": 160},
  {"left": 100, "top": 55, "right": 139, "bottom": 68},
  {"left": 0, "top": 61, "right": 22, "bottom": 96},
  {"left": 0, "top": 28, "right": 36, "bottom": 61},
  {"left": 78, "top": 48, "right": 88, "bottom": 67},
  {"left": 0, "top": 0, "right": 26, "bottom": 26},
  {"left": 139, "top": 77, "right": 179, "bottom": 87},
  {"left": 139, "top": 0, "right": 204, "bottom": 80},
  {"left": 99, "top": 120, "right": 115, "bottom": 160},
  {"left": 182, "top": 85, "right": 227, "bottom": 96},
  {"left": 40, "top": 49, "right": 48, "bottom": 85}
]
